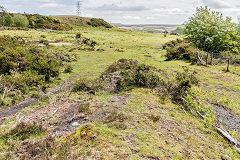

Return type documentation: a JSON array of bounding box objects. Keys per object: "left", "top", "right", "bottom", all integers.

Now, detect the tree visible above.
[
  {"left": 0, "top": 6, "right": 6, "bottom": 26},
  {"left": 174, "top": 26, "right": 184, "bottom": 34},
  {"left": 184, "top": 6, "right": 240, "bottom": 53},
  {"left": 4, "top": 14, "right": 14, "bottom": 26},
  {"left": 13, "top": 14, "right": 29, "bottom": 27}
]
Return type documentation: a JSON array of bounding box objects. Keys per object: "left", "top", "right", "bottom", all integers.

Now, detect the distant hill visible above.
[
  {"left": 52, "top": 15, "right": 113, "bottom": 28},
  {"left": 112, "top": 23, "right": 179, "bottom": 34}
]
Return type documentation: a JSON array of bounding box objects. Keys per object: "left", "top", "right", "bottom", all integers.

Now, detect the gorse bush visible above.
[
  {"left": 64, "top": 64, "right": 73, "bottom": 73},
  {"left": 73, "top": 78, "right": 102, "bottom": 94},
  {"left": 1, "top": 71, "right": 45, "bottom": 93},
  {"left": 0, "top": 35, "right": 26, "bottom": 50},
  {"left": 164, "top": 39, "right": 202, "bottom": 63},
  {"left": 0, "top": 36, "right": 61, "bottom": 81},
  {"left": 30, "top": 53, "right": 60, "bottom": 81},
  {"left": 76, "top": 33, "right": 82, "bottom": 39},
  {"left": 99, "top": 59, "right": 162, "bottom": 92},
  {"left": 26, "top": 14, "right": 71, "bottom": 30},
  {"left": 118, "top": 63, "right": 161, "bottom": 90},
  {"left": 0, "top": 35, "right": 67, "bottom": 107},
  {"left": 87, "top": 18, "right": 113, "bottom": 28}
]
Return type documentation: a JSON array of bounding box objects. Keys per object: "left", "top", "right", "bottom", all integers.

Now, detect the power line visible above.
[{"left": 77, "top": 0, "right": 82, "bottom": 17}]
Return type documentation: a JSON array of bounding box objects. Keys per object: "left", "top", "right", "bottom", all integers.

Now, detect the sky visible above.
[{"left": 0, "top": 0, "right": 240, "bottom": 24}]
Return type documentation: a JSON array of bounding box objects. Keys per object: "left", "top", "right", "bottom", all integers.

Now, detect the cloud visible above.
[
  {"left": 123, "top": 15, "right": 140, "bottom": 20},
  {"left": 201, "top": 0, "right": 233, "bottom": 9},
  {"left": 1, "top": 0, "right": 240, "bottom": 24},
  {"left": 88, "top": 4, "right": 149, "bottom": 12},
  {"left": 152, "top": 8, "right": 190, "bottom": 15}
]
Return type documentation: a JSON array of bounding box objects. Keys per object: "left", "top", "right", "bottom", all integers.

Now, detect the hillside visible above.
[
  {"left": 0, "top": 25, "right": 240, "bottom": 159},
  {"left": 112, "top": 23, "right": 179, "bottom": 33},
  {"left": 53, "top": 15, "right": 113, "bottom": 28}
]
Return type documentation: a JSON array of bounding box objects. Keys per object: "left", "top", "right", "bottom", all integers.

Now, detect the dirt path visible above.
[
  {"left": 0, "top": 74, "right": 80, "bottom": 121},
  {"left": 0, "top": 98, "right": 38, "bottom": 120},
  {"left": 213, "top": 106, "right": 240, "bottom": 136},
  {"left": 144, "top": 55, "right": 162, "bottom": 63}
]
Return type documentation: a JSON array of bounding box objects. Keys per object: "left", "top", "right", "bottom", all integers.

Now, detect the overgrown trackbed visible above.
[{"left": 0, "top": 74, "right": 80, "bottom": 121}]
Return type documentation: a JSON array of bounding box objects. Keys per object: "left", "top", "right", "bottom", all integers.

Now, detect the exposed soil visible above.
[
  {"left": 2, "top": 93, "right": 129, "bottom": 140},
  {"left": 52, "top": 102, "right": 89, "bottom": 136},
  {"left": 0, "top": 98, "right": 38, "bottom": 120},
  {"left": 38, "top": 42, "right": 73, "bottom": 47},
  {"left": 144, "top": 54, "right": 162, "bottom": 63},
  {"left": 213, "top": 105, "right": 240, "bottom": 136},
  {"left": 0, "top": 74, "right": 80, "bottom": 123},
  {"left": 49, "top": 42, "right": 73, "bottom": 46}
]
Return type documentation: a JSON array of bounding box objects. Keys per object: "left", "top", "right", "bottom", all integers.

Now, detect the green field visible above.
[{"left": 0, "top": 26, "right": 240, "bottom": 159}]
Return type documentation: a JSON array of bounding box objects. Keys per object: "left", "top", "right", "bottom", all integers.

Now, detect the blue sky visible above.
[{"left": 1, "top": 0, "right": 240, "bottom": 24}]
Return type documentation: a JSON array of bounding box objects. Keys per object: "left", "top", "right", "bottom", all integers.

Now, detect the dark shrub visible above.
[
  {"left": 5, "top": 71, "right": 45, "bottom": 93},
  {"left": 30, "top": 54, "right": 60, "bottom": 81},
  {"left": 73, "top": 78, "right": 101, "bottom": 94},
  {"left": 118, "top": 63, "right": 161, "bottom": 90},
  {"left": 100, "top": 59, "right": 162, "bottom": 92},
  {"left": 76, "top": 33, "right": 82, "bottom": 39},
  {"left": 64, "top": 64, "right": 73, "bottom": 73},
  {"left": 40, "top": 35, "right": 46, "bottom": 38},
  {"left": 162, "top": 66, "right": 199, "bottom": 103},
  {"left": 87, "top": 18, "right": 113, "bottom": 28},
  {"left": 165, "top": 39, "right": 201, "bottom": 63},
  {"left": 0, "top": 49, "right": 28, "bottom": 74},
  {"left": 6, "top": 121, "right": 44, "bottom": 140},
  {"left": 39, "top": 39, "right": 49, "bottom": 46},
  {"left": 26, "top": 14, "right": 71, "bottom": 30}
]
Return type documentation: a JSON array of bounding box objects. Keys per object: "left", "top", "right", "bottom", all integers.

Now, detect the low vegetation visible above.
[
  {"left": 0, "top": 35, "right": 74, "bottom": 107},
  {"left": 0, "top": 10, "right": 240, "bottom": 159},
  {"left": 1, "top": 13, "right": 71, "bottom": 30},
  {"left": 52, "top": 16, "right": 113, "bottom": 28},
  {"left": 87, "top": 18, "right": 113, "bottom": 28},
  {"left": 163, "top": 39, "right": 201, "bottom": 62}
]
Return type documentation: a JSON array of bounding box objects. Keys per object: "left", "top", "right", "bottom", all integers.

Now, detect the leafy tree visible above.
[
  {"left": 184, "top": 6, "right": 240, "bottom": 53},
  {"left": 13, "top": 14, "right": 29, "bottom": 27},
  {"left": 4, "top": 14, "right": 14, "bottom": 26}
]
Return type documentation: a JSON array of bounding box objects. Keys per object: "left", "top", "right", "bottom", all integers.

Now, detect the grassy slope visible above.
[
  {"left": 52, "top": 16, "right": 92, "bottom": 27},
  {"left": 0, "top": 27, "right": 240, "bottom": 159}
]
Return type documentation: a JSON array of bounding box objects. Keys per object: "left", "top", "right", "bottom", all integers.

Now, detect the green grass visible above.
[
  {"left": 49, "top": 88, "right": 240, "bottom": 159},
  {"left": 0, "top": 26, "right": 240, "bottom": 159}
]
